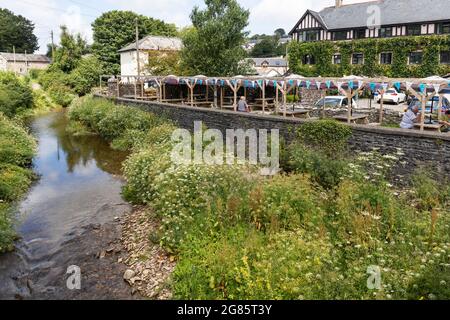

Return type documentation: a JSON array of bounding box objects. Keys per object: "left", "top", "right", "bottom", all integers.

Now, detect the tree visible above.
[
  {"left": 250, "top": 37, "right": 279, "bottom": 57},
  {"left": 92, "top": 11, "right": 177, "bottom": 75},
  {"left": 70, "top": 56, "right": 104, "bottom": 95},
  {"left": 147, "top": 51, "right": 188, "bottom": 76},
  {"left": 0, "top": 9, "right": 39, "bottom": 53},
  {"left": 180, "top": 0, "right": 250, "bottom": 76},
  {"left": 274, "top": 28, "right": 286, "bottom": 38},
  {"left": 52, "top": 26, "right": 89, "bottom": 73}
]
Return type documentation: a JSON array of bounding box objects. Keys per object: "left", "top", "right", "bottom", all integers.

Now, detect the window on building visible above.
[
  {"left": 407, "top": 24, "right": 421, "bottom": 36},
  {"left": 379, "top": 27, "right": 392, "bottom": 38},
  {"left": 441, "top": 51, "right": 450, "bottom": 64},
  {"left": 380, "top": 52, "right": 393, "bottom": 65},
  {"left": 437, "top": 22, "right": 450, "bottom": 34},
  {"left": 333, "top": 54, "right": 342, "bottom": 64},
  {"left": 352, "top": 53, "right": 364, "bottom": 65},
  {"left": 354, "top": 29, "right": 366, "bottom": 39},
  {"left": 333, "top": 31, "right": 348, "bottom": 41},
  {"left": 302, "top": 54, "right": 315, "bottom": 65},
  {"left": 409, "top": 51, "right": 423, "bottom": 65},
  {"left": 298, "top": 30, "right": 320, "bottom": 42}
]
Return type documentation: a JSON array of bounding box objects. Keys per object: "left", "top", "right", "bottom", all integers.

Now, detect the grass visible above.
[
  {"left": 0, "top": 114, "right": 36, "bottom": 253},
  {"left": 68, "top": 97, "right": 450, "bottom": 300}
]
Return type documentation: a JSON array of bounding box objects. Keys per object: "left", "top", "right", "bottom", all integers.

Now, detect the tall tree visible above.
[
  {"left": 274, "top": 28, "right": 286, "bottom": 38},
  {"left": 0, "top": 8, "right": 39, "bottom": 53},
  {"left": 92, "top": 11, "right": 177, "bottom": 75},
  {"left": 181, "top": 0, "right": 250, "bottom": 76},
  {"left": 250, "top": 37, "right": 279, "bottom": 58},
  {"left": 52, "top": 26, "right": 88, "bottom": 73}
]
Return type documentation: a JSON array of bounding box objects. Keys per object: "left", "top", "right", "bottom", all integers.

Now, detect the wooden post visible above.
[
  {"left": 275, "top": 82, "right": 279, "bottom": 114},
  {"left": 283, "top": 83, "right": 287, "bottom": 118},
  {"left": 346, "top": 89, "right": 352, "bottom": 124},
  {"left": 262, "top": 82, "right": 266, "bottom": 113},
  {"left": 134, "top": 76, "right": 138, "bottom": 99},
  {"left": 438, "top": 94, "right": 443, "bottom": 123},
  {"left": 321, "top": 90, "right": 326, "bottom": 119},
  {"left": 220, "top": 86, "right": 224, "bottom": 109},
  {"left": 214, "top": 85, "right": 218, "bottom": 108},
  {"left": 206, "top": 83, "right": 209, "bottom": 102},
  {"left": 378, "top": 92, "right": 384, "bottom": 124},
  {"left": 116, "top": 76, "right": 120, "bottom": 97},
  {"left": 420, "top": 94, "right": 426, "bottom": 132}
]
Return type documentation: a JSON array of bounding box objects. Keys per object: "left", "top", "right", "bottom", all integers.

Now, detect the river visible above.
[{"left": 0, "top": 111, "right": 136, "bottom": 299}]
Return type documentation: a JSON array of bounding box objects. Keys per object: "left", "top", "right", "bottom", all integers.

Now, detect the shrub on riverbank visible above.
[
  {"left": 0, "top": 114, "right": 36, "bottom": 253},
  {"left": 68, "top": 96, "right": 168, "bottom": 149},
  {"left": 0, "top": 71, "right": 33, "bottom": 117}
]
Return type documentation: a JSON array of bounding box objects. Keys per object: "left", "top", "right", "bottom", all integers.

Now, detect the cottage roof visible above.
[
  {"left": 0, "top": 52, "right": 50, "bottom": 63},
  {"left": 249, "top": 57, "right": 288, "bottom": 67},
  {"left": 118, "top": 35, "right": 183, "bottom": 53},
  {"left": 290, "top": 0, "right": 449, "bottom": 33}
]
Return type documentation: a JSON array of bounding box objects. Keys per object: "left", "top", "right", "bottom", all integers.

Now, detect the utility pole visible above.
[
  {"left": 135, "top": 18, "right": 140, "bottom": 77},
  {"left": 51, "top": 30, "right": 55, "bottom": 61}
]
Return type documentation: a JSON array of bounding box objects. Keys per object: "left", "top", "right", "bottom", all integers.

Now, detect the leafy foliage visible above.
[
  {"left": 0, "top": 113, "right": 36, "bottom": 253},
  {"left": 250, "top": 36, "right": 286, "bottom": 58},
  {"left": 69, "top": 56, "right": 104, "bottom": 96},
  {"left": 288, "top": 35, "right": 450, "bottom": 77},
  {"left": 0, "top": 71, "right": 33, "bottom": 117},
  {"left": 180, "top": 0, "right": 250, "bottom": 76},
  {"left": 0, "top": 8, "right": 39, "bottom": 53},
  {"left": 92, "top": 11, "right": 177, "bottom": 75},
  {"left": 52, "top": 26, "right": 89, "bottom": 73}
]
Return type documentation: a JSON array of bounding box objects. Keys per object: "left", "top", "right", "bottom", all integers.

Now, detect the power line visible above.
[{"left": 16, "top": 0, "right": 98, "bottom": 18}]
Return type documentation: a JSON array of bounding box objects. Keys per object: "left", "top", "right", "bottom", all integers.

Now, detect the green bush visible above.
[
  {"left": 122, "top": 142, "right": 173, "bottom": 204},
  {"left": 69, "top": 56, "right": 104, "bottom": 96},
  {"left": 0, "top": 114, "right": 36, "bottom": 166},
  {"left": 0, "top": 71, "right": 34, "bottom": 117},
  {"left": 248, "top": 174, "right": 323, "bottom": 233},
  {"left": 286, "top": 143, "right": 347, "bottom": 189},
  {"left": 152, "top": 164, "right": 260, "bottom": 252},
  {"left": 0, "top": 203, "right": 16, "bottom": 253},
  {"left": 173, "top": 227, "right": 340, "bottom": 300},
  {"left": 0, "top": 164, "right": 33, "bottom": 202},
  {"left": 38, "top": 69, "right": 75, "bottom": 107},
  {"left": 297, "top": 120, "right": 352, "bottom": 157}
]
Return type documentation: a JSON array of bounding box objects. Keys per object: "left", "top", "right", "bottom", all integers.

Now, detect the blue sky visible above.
[{"left": 2, "top": 0, "right": 365, "bottom": 53}]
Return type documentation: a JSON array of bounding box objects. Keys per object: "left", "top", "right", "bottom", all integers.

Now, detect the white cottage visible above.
[{"left": 118, "top": 35, "right": 183, "bottom": 76}]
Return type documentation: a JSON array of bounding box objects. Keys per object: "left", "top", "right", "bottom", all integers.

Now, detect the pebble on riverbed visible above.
[{"left": 121, "top": 207, "right": 175, "bottom": 300}]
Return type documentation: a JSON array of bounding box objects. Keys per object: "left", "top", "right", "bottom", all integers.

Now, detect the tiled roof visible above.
[
  {"left": 119, "top": 35, "right": 183, "bottom": 53},
  {"left": 0, "top": 52, "right": 50, "bottom": 63}
]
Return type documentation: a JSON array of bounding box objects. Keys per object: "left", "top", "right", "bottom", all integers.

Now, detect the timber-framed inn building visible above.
[{"left": 288, "top": 0, "right": 450, "bottom": 77}]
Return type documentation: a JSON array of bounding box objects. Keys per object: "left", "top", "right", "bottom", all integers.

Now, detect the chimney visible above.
[{"left": 335, "top": 0, "right": 343, "bottom": 8}]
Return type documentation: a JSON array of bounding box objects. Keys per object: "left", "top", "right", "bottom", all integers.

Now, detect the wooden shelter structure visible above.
[{"left": 101, "top": 74, "right": 450, "bottom": 131}]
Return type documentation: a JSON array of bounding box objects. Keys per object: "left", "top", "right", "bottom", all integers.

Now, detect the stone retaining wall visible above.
[{"left": 96, "top": 95, "right": 450, "bottom": 178}]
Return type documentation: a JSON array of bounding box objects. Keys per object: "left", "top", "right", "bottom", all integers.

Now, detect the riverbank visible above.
[
  {"left": 66, "top": 96, "right": 450, "bottom": 300},
  {"left": 0, "top": 111, "right": 141, "bottom": 299}
]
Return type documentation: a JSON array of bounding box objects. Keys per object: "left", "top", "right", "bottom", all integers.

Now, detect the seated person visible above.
[{"left": 400, "top": 105, "right": 422, "bottom": 129}]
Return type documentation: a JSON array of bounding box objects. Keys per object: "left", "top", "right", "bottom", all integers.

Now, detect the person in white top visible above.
[{"left": 400, "top": 105, "right": 421, "bottom": 129}]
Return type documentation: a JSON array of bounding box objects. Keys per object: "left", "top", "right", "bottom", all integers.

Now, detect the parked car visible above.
[
  {"left": 314, "top": 96, "right": 358, "bottom": 109},
  {"left": 407, "top": 94, "right": 450, "bottom": 113},
  {"left": 375, "top": 88, "right": 407, "bottom": 104}
]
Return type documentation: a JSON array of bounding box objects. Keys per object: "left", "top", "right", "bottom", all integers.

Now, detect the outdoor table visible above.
[
  {"left": 413, "top": 122, "right": 445, "bottom": 132},
  {"left": 334, "top": 113, "right": 370, "bottom": 124},
  {"left": 277, "top": 109, "right": 311, "bottom": 119}
]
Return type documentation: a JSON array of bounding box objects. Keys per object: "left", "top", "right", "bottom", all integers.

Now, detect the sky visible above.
[{"left": 1, "top": 0, "right": 367, "bottom": 54}]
